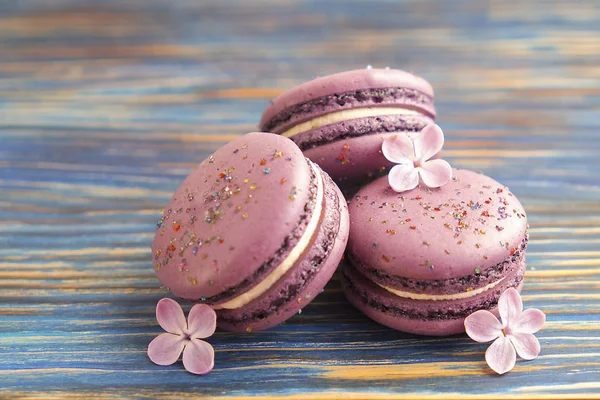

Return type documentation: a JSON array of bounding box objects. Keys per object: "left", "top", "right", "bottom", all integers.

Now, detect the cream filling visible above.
[
  {"left": 213, "top": 161, "right": 324, "bottom": 310},
  {"left": 281, "top": 107, "right": 421, "bottom": 138},
  {"left": 376, "top": 277, "right": 507, "bottom": 301}
]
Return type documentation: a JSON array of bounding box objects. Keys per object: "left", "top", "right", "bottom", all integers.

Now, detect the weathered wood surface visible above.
[{"left": 1, "top": 0, "right": 599, "bottom": 398}]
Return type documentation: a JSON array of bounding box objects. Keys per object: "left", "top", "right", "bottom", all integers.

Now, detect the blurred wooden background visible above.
[{"left": 1, "top": 0, "right": 599, "bottom": 398}]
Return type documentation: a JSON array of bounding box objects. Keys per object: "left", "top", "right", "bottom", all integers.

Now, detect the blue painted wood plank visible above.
[{"left": 1, "top": 0, "right": 599, "bottom": 398}]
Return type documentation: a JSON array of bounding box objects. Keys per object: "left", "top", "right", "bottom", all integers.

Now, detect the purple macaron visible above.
[
  {"left": 341, "top": 169, "right": 528, "bottom": 336},
  {"left": 259, "top": 68, "right": 435, "bottom": 187},
  {"left": 151, "top": 132, "right": 349, "bottom": 332}
]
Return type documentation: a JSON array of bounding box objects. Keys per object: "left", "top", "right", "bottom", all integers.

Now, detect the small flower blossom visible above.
[
  {"left": 382, "top": 124, "right": 452, "bottom": 193},
  {"left": 465, "top": 288, "right": 546, "bottom": 375},
  {"left": 148, "top": 298, "right": 216, "bottom": 375}
]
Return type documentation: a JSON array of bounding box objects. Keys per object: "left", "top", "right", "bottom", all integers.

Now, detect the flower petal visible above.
[
  {"left": 413, "top": 124, "right": 444, "bottom": 162},
  {"left": 148, "top": 333, "right": 186, "bottom": 366},
  {"left": 509, "top": 332, "right": 541, "bottom": 360},
  {"left": 182, "top": 338, "right": 215, "bottom": 375},
  {"left": 388, "top": 164, "right": 419, "bottom": 193},
  {"left": 419, "top": 159, "right": 452, "bottom": 188},
  {"left": 464, "top": 310, "right": 503, "bottom": 343},
  {"left": 381, "top": 134, "right": 415, "bottom": 164},
  {"left": 513, "top": 308, "right": 546, "bottom": 334},
  {"left": 156, "top": 298, "right": 186, "bottom": 334},
  {"left": 485, "top": 336, "right": 516, "bottom": 375},
  {"left": 187, "top": 304, "right": 217, "bottom": 339},
  {"left": 498, "top": 287, "right": 522, "bottom": 328}
]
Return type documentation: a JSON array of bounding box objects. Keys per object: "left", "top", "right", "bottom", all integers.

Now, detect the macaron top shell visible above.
[
  {"left": 260, "top": 68, "right": 435, "bottom": 133},
  {"left": 152, "top": 132, "right": 315, "bottom": 301},
  {"left": 348, "top": 169, "right": 527, "bottom": 280}
]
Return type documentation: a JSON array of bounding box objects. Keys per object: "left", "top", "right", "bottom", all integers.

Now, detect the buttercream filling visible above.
[
  {"left": 281, "top": 107, "right": 421, "bottom": 138},
  {"left": 213, "top": 160, "right": 325, "bottom": 310},
  {"left": 376, "top": 277, "right": 507, "bottom": 301}
]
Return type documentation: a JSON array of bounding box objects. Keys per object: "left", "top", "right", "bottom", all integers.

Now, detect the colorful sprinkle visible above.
[
  {"left": 289, "top": 186, "right": 297, "bottom": 200},
  {"left": 336, "top": 153, "right": 349, "bottom": 164}
]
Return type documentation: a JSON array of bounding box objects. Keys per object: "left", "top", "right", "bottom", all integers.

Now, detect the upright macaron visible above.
[
  {"left": 342, "top": 169, "right": 528, "bottom": 336},
  {"left": 152, "top": 132, "right": 349, "bottom": 332},
  {"left": 259, "top": 68, "right": 435, "bottom": 186}
]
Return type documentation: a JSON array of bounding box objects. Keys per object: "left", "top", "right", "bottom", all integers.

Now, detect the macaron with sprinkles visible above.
[
  {"left": 259, "top": 67, "right": 436, "bottom": 187},
  {"left": 152, "top": 132, "right": 349, "bottom": 332},
  {"left": 341, "top": 125, "right": 529, "bottom": 336}
]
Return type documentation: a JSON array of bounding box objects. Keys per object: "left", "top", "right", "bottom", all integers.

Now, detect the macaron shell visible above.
[
  {"left": 217, "top": 169, "right": 350, "bottom": 332},
  {"left": 151, "top": 132, "right": 314, "bottom": 300},
  {"left": 341, "top": 261, "right": 525, "bottom": 336},
  {"left": 260, "top": 68, "right": 435, "bottom": 133},
  {"left": 348, "top": 169, "right": 528, "bottom": 281},
  {"left": 303, "top": 129, "right": 437, "bottom": 185}
]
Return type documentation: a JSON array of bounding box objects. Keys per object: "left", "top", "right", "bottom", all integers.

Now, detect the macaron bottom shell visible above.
[
  {"left": 303, "top": 131, "right": 421, "bottom": 188},
  {"left": 216, "top": 170, "right": 349, "bottom": 332},
  {"left": 340, "top": 259, "right": 526, "bottom": 336}
]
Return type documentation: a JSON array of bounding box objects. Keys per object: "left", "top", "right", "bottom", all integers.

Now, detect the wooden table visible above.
[{"left": 1, "top": 1, "right": 599, "bottom": 398}]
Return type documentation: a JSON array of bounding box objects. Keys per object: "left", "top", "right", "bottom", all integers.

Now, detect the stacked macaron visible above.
[
  {"left": 259, "top": 68, "right": 436, "bottom": 187},
  {"left": 152, "top": 133, "right": 349, "bottom": 332},
  {"left": 341, "top": 169, "right": 528, "bottom": 336},
  {"left": 151, "top": 67, "right": 530, "bottom": 336}
]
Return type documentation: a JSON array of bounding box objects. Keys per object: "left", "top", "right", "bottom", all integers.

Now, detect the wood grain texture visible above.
[{"left": 1, "top": 0, "right": 599, "bottom": 398}]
